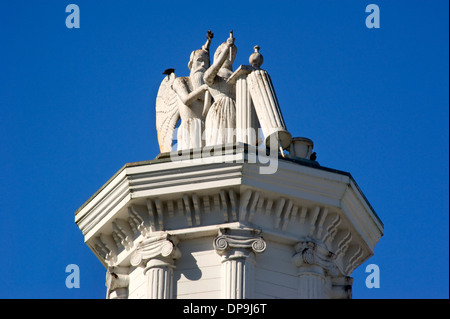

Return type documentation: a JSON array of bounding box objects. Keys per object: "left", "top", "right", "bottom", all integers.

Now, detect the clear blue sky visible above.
[{"left": 1, "top": 0, "right": 448, "bottom": 299}]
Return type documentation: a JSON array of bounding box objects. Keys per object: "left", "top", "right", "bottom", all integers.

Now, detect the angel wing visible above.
[{"left": 155, "top": 72, "right": 180, "bottom": 153}]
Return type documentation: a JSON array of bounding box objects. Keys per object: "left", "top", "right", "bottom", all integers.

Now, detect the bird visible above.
[
  {"left": 309, "top": 152, "right": 317, "bottom": 161},
  {"left": 162, "top": 68, "right": 175, "bottom": 75}
]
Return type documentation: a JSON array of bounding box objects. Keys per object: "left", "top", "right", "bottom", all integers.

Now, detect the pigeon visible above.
[
  {"left": 162, "top": 68, "right": 175, "bottom": 75},
  {"left": 309, "top": 152, "right": 317, "bottom": 161}
]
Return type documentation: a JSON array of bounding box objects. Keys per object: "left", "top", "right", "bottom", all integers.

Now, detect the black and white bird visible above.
[{"left": 162, "top": 68, "right": 175, "bottom": 75}]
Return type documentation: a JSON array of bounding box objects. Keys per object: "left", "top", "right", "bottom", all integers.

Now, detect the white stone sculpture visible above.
[
  {"left": 246, "top": 46, "right": 292, "bottom": 150},
  {"left": 155, "top": 30, "right": 292, "bottom": 153},
  {"left": 203, "top": 31, "right": 238, "bottom": 146},
  {"left": 155, "top": 31, "right": 214, "bottom": 152}
]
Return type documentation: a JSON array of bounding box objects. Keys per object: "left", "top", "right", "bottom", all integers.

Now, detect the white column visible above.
[
  {"left": 130, "top": 233, "right": 181, "bottom": 299},
  {"left": 236, "top": 73, "right": 258, "bottom": 146},
  {"left": 144, "top": 257, "right": 176, "bottom": 299},
  {"left": 228, "top": 65, "right": 259, "bottom": 146},
  {"left": 221, "top": 249, "right": 256, "bottom": 299},
  {"left": 247, "top": 69, "right": 292, "bottom": 150},
  {"left": 214, "top": 229, "right": 266, "bottom": 299},
  {"left": 292, "top": 241, "right": 340, "bottom": 299},
  {"left": 296, "top": 265, "right": 326, "bottom": 299}
]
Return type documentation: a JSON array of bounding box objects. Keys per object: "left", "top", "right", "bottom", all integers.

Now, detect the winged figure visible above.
[
  {"left": 155, "top": 31, "right": 214, "bottom": 153},
  {"left": 155, "top": 69, "right": 179, "bottom": 153}
]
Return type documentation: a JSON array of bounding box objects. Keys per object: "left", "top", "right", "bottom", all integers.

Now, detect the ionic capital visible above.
[
  {"left": 213, "top": 228, "right": 266, "bottom": 258},
  {"left": 130, "top": 233, "right": 181, "bottom": 267},
  {"left": 292, "top": 241, "right": 340, "bottom": 277}
]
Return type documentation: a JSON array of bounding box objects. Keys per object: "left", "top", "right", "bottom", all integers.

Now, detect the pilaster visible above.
[
  {"left": 214, "top": 228, "right": 266, "bottom": 299},
  {"left": 130, "top": 233, "right": 181, "bottom": 299},
  {"left": 292, "top": 241, "right": 351, "bottom": 299}
]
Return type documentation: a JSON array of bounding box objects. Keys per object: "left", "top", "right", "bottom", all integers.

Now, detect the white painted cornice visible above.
[{"left": 75, "top": 143, "right": 383, "bottom": 275}]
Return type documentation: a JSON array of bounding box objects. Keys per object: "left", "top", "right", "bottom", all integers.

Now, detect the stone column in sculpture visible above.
[
  {"left": 130, "top": 233, "right": 181, "bottom": 299},
  {"left": 227, "top": 64, "right": 259, "bottom": 146},
  {"left": 247, "top": 46, "right": 292, "bottom": 151},
  {"left": 213, "top": 228, "right": 266, "bottom": 299}
]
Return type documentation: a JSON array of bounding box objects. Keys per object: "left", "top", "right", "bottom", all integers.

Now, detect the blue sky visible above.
[{"left": 0, "top": 1, "right": 448, "bottom": 299}]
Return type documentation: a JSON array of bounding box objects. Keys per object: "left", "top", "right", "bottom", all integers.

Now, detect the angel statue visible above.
[
  {"left": 203, "top": 31, "right": 237, "bottom": 147},
  {"left": 155, "top": 30, "right": 214, "bottom": 152}
]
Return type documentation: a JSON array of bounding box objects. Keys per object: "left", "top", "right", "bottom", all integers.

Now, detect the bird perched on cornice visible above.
[{"left": 309, "top": 152, "right": 317, "bottom": 161}]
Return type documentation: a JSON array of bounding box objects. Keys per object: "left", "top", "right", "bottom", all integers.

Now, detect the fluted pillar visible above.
[
  {"left": 247, "top": 68, "right": 292, "bottom": 149},
  {"left": 214, "top": 229, "right": 266, "bottom": 299},
  {"left": 130, "top": 233, "right": 181, "bottom": 299},
  {"left": 144, "top": 257, "right": 176, "bottom": 299},
  {"left": 236, "top": 67, "right": 259, "bottom": 146},
  {"left": 295, "top": 265, "right": 326, "bottom": 299},
  {"left": 292, "top": 241, "right": 339, "bottom": 299}
]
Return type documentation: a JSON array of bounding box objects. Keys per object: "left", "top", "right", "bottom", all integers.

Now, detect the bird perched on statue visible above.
[
  {"left": 162, "top": 68, "right": 175, "bottom": 75},
  {"left": 309, "top": 152, "right": 317, "bottom": 161}
]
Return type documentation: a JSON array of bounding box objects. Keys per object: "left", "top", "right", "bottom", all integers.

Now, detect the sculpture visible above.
[
  {"left": 155, "top": 31, "right": 214, "bottom": 152},
  {"left": 155, "top": 30, "right": 292, "bottom": 154},
  {"left": 246, "top": 46, "right": 292, "bottom": 150},
  {"left": 203, "top": 31, "right": 237, "bottom": 146}
]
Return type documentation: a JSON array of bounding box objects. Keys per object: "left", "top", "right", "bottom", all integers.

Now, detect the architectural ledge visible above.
[{"left": 75, "top": 143, "right": 383, "bottom": 275}]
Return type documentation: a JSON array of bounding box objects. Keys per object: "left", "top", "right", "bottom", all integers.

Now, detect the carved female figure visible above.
[{"left": 203, "top": 32, "right": 237, "bottom": 146}]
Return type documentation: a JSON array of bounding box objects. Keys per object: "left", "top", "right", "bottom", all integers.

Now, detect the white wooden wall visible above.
[
  {"left": 128, "top": 266, "right": 146, "bottom": 299},
  {"left": 174, "top": 237, "right": 222, "bottom": 299},
  {"left": 254, "top": 240, "right": 298, "bottom": 299}
]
